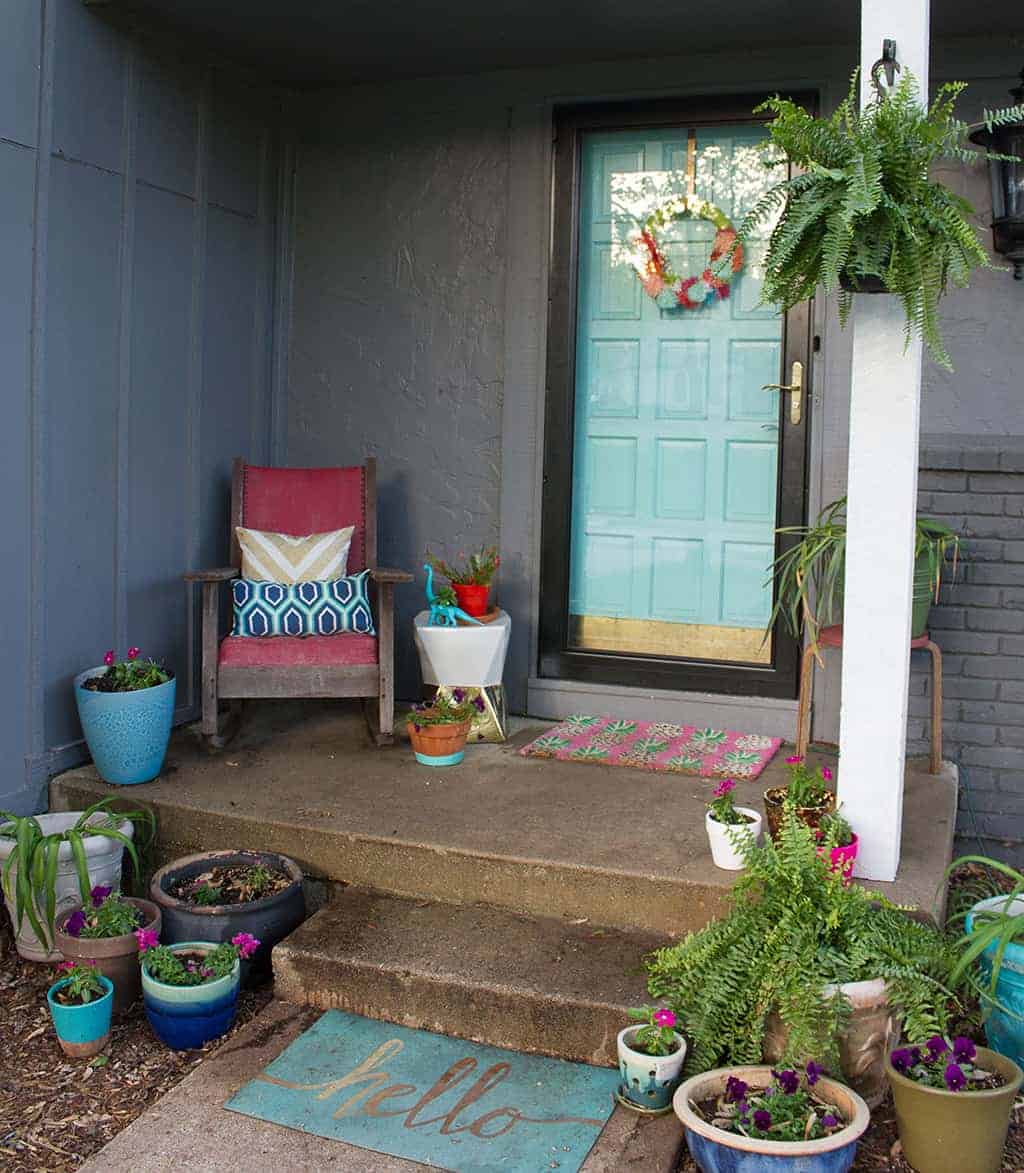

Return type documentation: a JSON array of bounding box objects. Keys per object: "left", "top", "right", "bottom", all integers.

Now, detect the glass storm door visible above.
[{"left": 540, "top": 102, "right": 812, "bottom": 698}]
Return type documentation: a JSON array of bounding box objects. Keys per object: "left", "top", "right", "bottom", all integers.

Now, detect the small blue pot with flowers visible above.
[
  {"left": 47, "top": 962, "right": 114, "bottom": 1059},
  {"left": 138, "top": 932, "right": 259, "bottom": 1050},
  {"left": 674, "top": 1063, "right": 870, "bottom": 1173}
]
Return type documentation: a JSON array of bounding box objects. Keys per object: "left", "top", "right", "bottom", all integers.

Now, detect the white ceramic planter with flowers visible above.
[
  {"left": 704, "top": 778, "right": 762, "bottom": 870},
  {"left": 617, "top": 1006, "right": 687, "bottom": 1113}
]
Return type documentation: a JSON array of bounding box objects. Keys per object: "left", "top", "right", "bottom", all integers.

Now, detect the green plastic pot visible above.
[{"left": 886, "top": 1046, "right": 1022, "bottom": 1173}]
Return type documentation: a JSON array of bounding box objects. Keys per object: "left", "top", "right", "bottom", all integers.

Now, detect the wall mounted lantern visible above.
[{"left": 969, "top": 68, "right": 1024, "bottom": 280}]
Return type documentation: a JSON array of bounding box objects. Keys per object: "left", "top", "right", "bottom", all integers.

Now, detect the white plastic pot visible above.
[
  {"left": 617, "top": 1025, "right": 687, "bottom": 1112},
  {"left": 705, "top": 807, "right": 762, "bottom": 870},
  {"left": 0, "top": 812, "right": 133, "bottom": 962}
]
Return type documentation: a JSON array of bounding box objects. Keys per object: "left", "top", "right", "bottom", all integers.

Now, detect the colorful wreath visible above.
[{"left": 631, "top": 194, "right": 744, "bottom": 310}]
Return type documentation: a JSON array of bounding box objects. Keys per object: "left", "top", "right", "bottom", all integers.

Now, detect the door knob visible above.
[{"left": 762, "top": 360, "right": 804, "bottom": 425}]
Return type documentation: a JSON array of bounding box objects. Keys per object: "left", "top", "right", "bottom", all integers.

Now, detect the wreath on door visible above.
[{"left": 632, "top": 194, "right": 744, "bottom": 310}]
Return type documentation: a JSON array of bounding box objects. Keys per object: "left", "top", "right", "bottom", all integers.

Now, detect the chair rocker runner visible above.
[{"left": 184, "top": 457, "right": 411, "bottom": 747}]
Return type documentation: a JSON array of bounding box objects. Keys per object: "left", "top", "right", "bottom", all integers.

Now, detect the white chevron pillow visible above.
[{"left": 235, "top": 525, "right": 354, "bottom": 584}]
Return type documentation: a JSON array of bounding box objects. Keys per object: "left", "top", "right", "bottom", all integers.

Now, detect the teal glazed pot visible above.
[
  {"left": 617, "top": 1026, "right": 687, "bottom": 1111},
  {"left": 674, "top": 1066, "right": 870, "bottom": 1173},
  {"left": 74, "top": 667, "right": 175, "bottom": 785},
  {"left": 967, "top": 895, "right": 1024, "bottom": 1068},
  {"left": 47, "top": 975, "right": 114, "bottom": 1059},
  {"left": 141, "top": 942, "right": 240, "bottom": 1050}
]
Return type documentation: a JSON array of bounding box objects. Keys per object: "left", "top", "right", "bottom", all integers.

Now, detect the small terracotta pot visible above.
[
  {"left": 407, "top": 716, "right": 471, "bottom": 766},
  {"left": 764, "top": 786, "right": 835, "bottom": 842},
  {"left": 452, "top": 583, "right": 489, "bottom": 617},
  {"left": 55, "top": 898, "right": 161, "bottom": 1016}
]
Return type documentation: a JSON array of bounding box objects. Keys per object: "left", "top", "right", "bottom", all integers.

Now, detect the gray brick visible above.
[
  {"left": 921, "top": 491, "right": 1004, "bottom": 516},
  {"left": 929, "top": 607, "right": 966, "bottom": 630},
  {"left": 1004, "top": 589, "right": 1024, "bottom": 609},
  {"left": 1000, "top": 726, "right": 1024, "bottom": 748},
  {"left": 1004, "top": 497, "right": 1024, "bottom": 519},
  {"left": 933, "top": 631, "right": 1000, "bottom": 653},
  {"left": 1001, "top": 681, "right": 1024, "bottom": 703},
  {"left": 955, "top": 585, "right": 1004, "bottom": 608},
  {"left": 1000, "top": 635, "right": 1024, "bottom": 656},
  {"left": 968, "top": 610, "right": 1024, "bottom": 633},
  {"left": 942, "top": 678, "right": 999, "bottom": 700},
  {"left": 961, "top": 745, "right": 1024, "bottom": 768},
  {"left": 906, "top": 719, "right": 928, "bottom": 743},
  {"left": 944, "top": 721, "right": 998, "bottom": 745},
  {"left": 960, "top": 766, "right": 999, "bottom": 791},
  {"left": 965, "top": 516, "right": 1024, "bottom": 539},
  {"left": 1005, "top": 542, "right": 1024, "bottom": 563},
  {"left": 908, "top": 694, "right": 960, "bottom": 720},
  {"left": 968, "top": 474, "right": 1024, "bottom": 494},
  {"left": 961, "top": 700, "right": 1024, "bottom": 725},
  {"left": 964, "top": 540, "right": 1005, "bottom": 563},
  {"left": 967, "top": 563, "right": 1024, "bottom": 586},
  {"left": 961, "top": 791, "right": 1024, "bottom": 818},
  {"left": 919, "top": 471, "right": 967, "bottom": 492},
  {"left": 963, "top": 656, "right": 1024, "bottom": 679}
]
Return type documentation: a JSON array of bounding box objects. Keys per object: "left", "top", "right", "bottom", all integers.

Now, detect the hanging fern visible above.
[
  {"left": 645, "top": 808, "right": 963, "bottom": 1075},
  {"left": 738, "top": 72, "right": 1024, "bottom": 369}
]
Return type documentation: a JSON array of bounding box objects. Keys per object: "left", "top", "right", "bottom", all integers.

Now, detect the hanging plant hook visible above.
[{"left": 871, "top": 38, "right": 900, "bottom": 100}]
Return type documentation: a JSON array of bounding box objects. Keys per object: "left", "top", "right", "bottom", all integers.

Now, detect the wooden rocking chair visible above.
[{"left": 184, "top": 457, "right": 411, "bottom": 747}]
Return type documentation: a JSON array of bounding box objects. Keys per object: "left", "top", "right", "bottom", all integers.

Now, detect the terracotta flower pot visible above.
[
  {"left": 54, "top": 897, "right": 161, "bottom": 1015},
  {"left": 452, "top": 583, "right": 489, "bottom": 617},
  {"left": 886, "top": 1045, "right": 1022, "bottom": 1173},
  {"left": 764, "top": 786, "right": 835, "bottom": 842},
  {"left": 407, "top": 715, "right": 471, "bottom": 766}
]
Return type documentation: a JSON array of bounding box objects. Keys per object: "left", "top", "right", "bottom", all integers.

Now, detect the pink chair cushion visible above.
[
  {"left": 242, "top": 465, "right": 367, "bottom": 572},
  {"left": 219, "top": 634, "right": 379, "bottom": 668}
]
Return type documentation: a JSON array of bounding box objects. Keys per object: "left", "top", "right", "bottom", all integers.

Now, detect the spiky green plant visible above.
[
  {"left": 739, "top": 72, "right": 1024, "bottom": 368},
  {"left": 946, "top": 855, "right": 1024, "bottom": 1008},
  {"left": 645, "top": 808, "right": 962, "bottom": 1075}
]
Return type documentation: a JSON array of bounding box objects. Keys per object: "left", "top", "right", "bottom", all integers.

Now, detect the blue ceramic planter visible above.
[
  {"left": 74, "top": 667, "right": 175, "bottom": 785},
  {"left": 141, "top": 942, "right": 240, "bottom": 1050},
  {"left": 967, "top": 896, "right": 1024, "bottom": 1068},
  {"left": 47, "top": 976, "right": 114, "bottom": 1058},
  {"left": 674, "top": 1066, "right": 870, "bottom": 1173}
]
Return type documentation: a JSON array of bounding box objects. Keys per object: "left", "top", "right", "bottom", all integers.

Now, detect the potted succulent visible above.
[
  {"left": 149, "top": 849, "right": 304, "bottom": 985},
  {"left": 767, "top": 498, "right": 961, "bottom": 654},
  {"left": 46, "top": 960, "right": 114, "bottom": 1058},
  {"left": 675, "top": 1062, "right": 869, "bottom": 1172},
  {"left": 55, "top": 886, "right": 161, "bottom": 1014},
  {"left": 74, "top": 646, "right": 175, "bottom": 785},
  {"left": 138, "top": 930, "right": 259, "bottom": 1049},
  {"left": 704, "top": 778, "right": 762, "bottom": 871},
  {"left": 425, "top": 546, "right": 500, "bottom": 618},
  {"left": 886, "top": 1036, "right": 1022, "bottom": 1173},
  {"left": 739, "top": 72, "right": 1024, "bottom": 369},
  {"left": 646, "top": 808, "right": 963, "bottom": 1107},
  {"left": 0, "top": 797, "right": 153, "bottom": 962},
  {"left": 763, "top": 755, "right": 835, "bottom": 841},
  {"left": 816, "top": 809, "right": 859, "bottom": 882},
  {"left": 406, "top": 689, "right": 483, "bottom": 767},
  {"left": 617, "top": 1005, "right": 687, "bottom": 1113}
]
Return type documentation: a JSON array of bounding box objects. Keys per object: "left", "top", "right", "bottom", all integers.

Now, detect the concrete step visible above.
[{"left": 273, "top": 886, "right": 670, "bottom": 1067}]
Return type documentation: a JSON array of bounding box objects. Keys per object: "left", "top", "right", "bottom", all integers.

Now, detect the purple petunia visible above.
[
  {"left": 90, "top": 885, "right": 112, "bottom": 908},
  {"left": 821, "top": 1114, "right": 839, "bottom": 1129},
  {"left": 926, "top": 1035, "right": 950, "bottom": 1060},
  {"left": 473, "top": 696, "right": 486, "bottom": 712},
  {"left": 724, "top": 1076, "right": 748, "bottom": 1104},
  {"left": 452, "top": 688, "right": 465, "bottom": 703},
  {"left": 65, "top": 908, "right": 87, "bottom": 937},
  {"left": 805, "top": 1060, "right": 824, "bottom": 1086},
  {"left": 752, "top": 1109, "right": 772, "bottom": 1131},
  {"left": 953, "top": 1036, "right": 976, "bottom": 1063},
  {"left": 944, "top": 1063, "right": 967, "bottom": 1092},
  {"left": 774, "top": 1069, "right": 800, "bottom": 1095}
]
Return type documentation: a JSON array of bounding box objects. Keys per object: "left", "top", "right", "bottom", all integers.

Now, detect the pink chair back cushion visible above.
[
  {"left": 242, "top": 465, "right": 366, "bottom": 572},
  {"left": 219, "top": 634, "right": 378, "bottom": 668}
]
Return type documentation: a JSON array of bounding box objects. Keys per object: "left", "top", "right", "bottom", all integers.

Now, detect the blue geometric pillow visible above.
[{"left": 231, "top": 572, "right": 375, "bottom": 637}]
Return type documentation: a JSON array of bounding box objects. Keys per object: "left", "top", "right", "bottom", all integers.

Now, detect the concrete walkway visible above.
[{"left": 80, "top": 1000, "right": 684, "bottom": 1173}]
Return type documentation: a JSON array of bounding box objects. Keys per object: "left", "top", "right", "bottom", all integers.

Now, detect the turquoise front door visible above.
[{"left": 540, "top": 102, "right": 811, "bottom": 696}]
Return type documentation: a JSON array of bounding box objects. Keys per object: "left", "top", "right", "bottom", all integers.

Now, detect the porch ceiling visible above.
[{"left": 89, "top": 0, "right": 1024, "bottom": 86}]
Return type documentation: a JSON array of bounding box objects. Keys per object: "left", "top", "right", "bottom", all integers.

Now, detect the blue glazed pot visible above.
[
  {"left": 141, "top": 942, "right": 240, "bottom": 1050},
  {"left": 674, "top": 1066, "right": 870, "bottom": 1173},
  {"left": 617, "top": 1026, "right": 687, "bottom": 1111},
  {"left": 967, "top": 895, "right": 1024, "bottom": 1068},
  {"left": 74, "top": 667, "right": 175, "bottom": 785},
  {"left": 47, "top": 975, "right": 114, "bottom": 1058}
]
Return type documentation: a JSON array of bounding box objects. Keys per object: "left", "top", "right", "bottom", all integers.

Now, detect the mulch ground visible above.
[{"left": 0, "top": 928, "right": 271, "bottom": 1172}]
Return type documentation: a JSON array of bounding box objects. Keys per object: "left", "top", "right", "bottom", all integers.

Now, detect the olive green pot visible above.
[{"left": 886, "top": 1046, "right": 1022, "bottom": 1173}]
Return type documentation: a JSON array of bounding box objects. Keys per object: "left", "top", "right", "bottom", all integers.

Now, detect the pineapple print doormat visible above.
[{"left": 520, "top": 714, "right": 781, "bottom": 779}]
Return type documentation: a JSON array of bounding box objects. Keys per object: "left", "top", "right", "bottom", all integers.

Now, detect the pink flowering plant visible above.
[
  {"left": 137, "top": 931, "right": 260, "bottom": 987},
  {"left": 711, "top": 1063, "right": 845, "bottom": 1142},
  {"left": 890, "top": 1035, "right": 1005, "bottom": 1092},
  {"left": 781, "top": 754, "right": 833, "bottom": 808},
  {"left": 627, "top": 1005, "right": 681, "bottom": 1056},
  {"left": 406, "top": 688, "right": 484, "bottom": 730},
  {"left": 706, "top": 779, "right": 752, "bottom": 827},
  {"left": 63, "top": 886, "right": 143, "bottom": 939},
  {"left": 52, "top": 959, "right": 107, "bottom": 1005},
  {"left": 84, "top": 646, "right": 171, "bottom": 693}
]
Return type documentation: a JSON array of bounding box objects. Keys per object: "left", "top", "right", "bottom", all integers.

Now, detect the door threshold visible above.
[{"left": 527, "top": 676, "right": 798, "bottom": 740}]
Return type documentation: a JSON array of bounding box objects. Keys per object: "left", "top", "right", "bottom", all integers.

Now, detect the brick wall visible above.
[{"left": 912, "top": 436, "right": 1024, "bottom": 867}]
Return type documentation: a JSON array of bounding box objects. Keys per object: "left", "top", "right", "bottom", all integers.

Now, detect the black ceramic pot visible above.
[
  {"left": 150, "top": 849, "right": 305, "bottom": 986},
  {"left": 839, "top": 271, "right": 889, "bottom": 293}
]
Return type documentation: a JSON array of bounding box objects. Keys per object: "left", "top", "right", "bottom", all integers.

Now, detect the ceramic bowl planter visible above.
[
  {"left": 47, "top": 975, "right": 114, "bottom": 1058},
  {"left": 0, "top": 812, "right": 134, "bottom": 962},
  {"left": 966, "top": 894, "right": 1024, "bottom": 1067},
  {"left": 674, "top": 1065, "right": 870, "bottom": 1173},
  {"left": 55, "top": 898, "right": 161, "bottom": 1015},
  {"left": 616, "top": 1026, "right": 687, "bottom": 1112},
  {"left": 407, "top": 716, "right": 471, "bottom": 766},
  {"left": 763, "top": 788, "right": 835, "bottom": 842},
  {"left": 74, "top": 667, "right": 176, "bottom": 785},
  {"left": 150, "top": 850, "right": 304, "bottom": 986},
  {"left": 705, "top": 809, "right": 762, "bottom": 871},
  {"left": 141, "top": 941, "right": 240, "bottom": 1050},
  {"left": 886, "top": 1046, "right": 1023, "bottom": 1173}
]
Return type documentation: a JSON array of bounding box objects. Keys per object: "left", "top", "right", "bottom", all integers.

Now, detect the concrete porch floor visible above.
[{"left": 51, "top": 699, "right": 957, "bottom": 932}]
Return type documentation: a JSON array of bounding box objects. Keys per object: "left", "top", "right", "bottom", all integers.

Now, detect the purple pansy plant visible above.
[
  {"left": 890, "top": 1036, "right": 995, "bottom": 1093},
  {"left": 717, "top": 1063, "right": 843, "bottom": 1142}
]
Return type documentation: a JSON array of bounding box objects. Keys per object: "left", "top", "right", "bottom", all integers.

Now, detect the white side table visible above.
[{"left": 413, "top": 609, "right": 511, "bottom": 687}]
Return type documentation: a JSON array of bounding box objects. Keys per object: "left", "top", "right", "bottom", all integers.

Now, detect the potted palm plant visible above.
[
  {"left": 425, "top": 547, "right": 500, "bottom": 618},
  {"left": 739, "top": 72, "right": 1024, "bottom": 369},
  {"left": 406, "top": 689, "right": 484, "bottom": 766}
]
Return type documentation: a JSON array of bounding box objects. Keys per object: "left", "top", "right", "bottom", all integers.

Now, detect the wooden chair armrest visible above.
[
  {"left": 183, "top": 567, "right": 239, "bottom": 583},
  {"left": 370, "top": 567, "right": 413, "bottom": 585}
]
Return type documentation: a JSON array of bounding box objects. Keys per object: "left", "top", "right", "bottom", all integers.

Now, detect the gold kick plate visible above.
[{"left": 762, "top": 360, "right": 804, "bottom": 425}]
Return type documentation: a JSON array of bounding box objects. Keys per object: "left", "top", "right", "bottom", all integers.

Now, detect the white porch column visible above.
[{"left": 837, "top": 1, "right": 930, "bottom": 882}]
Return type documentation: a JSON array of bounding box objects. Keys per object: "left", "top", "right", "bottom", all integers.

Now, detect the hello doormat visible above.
[
  {"left": 520, "top": 714, "right": 782, "bottom": 779},
  {"left": 224, "top": 1010, "right": 618, "bottom": 1172}
]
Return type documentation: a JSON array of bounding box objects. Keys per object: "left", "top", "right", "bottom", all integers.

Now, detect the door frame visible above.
[{"left": 538, "top": 92, "right": 817, "bottom": 700}]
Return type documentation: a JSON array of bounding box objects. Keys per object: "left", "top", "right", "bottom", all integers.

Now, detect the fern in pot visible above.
[{"left": 739, "top": 72, "right": 1024, "bottom": 368}]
